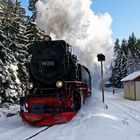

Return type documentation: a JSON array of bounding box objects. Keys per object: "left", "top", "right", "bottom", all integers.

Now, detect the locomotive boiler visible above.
[{"left": 19, "top": 35, "right": 91, "bottom": 126}]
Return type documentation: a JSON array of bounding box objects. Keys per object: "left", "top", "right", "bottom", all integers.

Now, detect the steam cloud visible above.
[{"left": 35, "top": 0, "right": 113, "bottom": 82}]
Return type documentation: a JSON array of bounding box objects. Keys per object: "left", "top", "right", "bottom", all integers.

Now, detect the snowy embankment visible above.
[{"left": 0, "top": 88, "right": 140, "bottom": 140}]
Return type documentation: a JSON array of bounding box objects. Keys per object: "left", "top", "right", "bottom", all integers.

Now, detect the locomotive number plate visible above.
[{"left": 41, "top": 61, "right": 55, "bottom": 66}]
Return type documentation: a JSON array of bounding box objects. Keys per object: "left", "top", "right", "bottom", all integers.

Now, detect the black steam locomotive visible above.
[{"left": 19, "top": 35, "right": 91, "bottom": 126}]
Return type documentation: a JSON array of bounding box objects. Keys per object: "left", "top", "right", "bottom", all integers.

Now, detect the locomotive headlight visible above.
[
  {"left": 43, "top": 35, "right": 51, "bottom": 43},
  {"left": 56, "top": 81, "right": 63, "bottom": 88},
  {"left": 27, "top": 82, "right": 34, "bottom": 90}
]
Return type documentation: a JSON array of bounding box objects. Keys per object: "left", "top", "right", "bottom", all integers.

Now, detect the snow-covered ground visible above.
[{"left": 0, "top": 88, "right": 140, "bottom": 140}]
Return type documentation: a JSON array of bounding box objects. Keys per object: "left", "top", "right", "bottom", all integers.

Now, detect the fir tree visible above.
[
  {"left": 110, "top": 33, "right": 140, "bottom": 88},
  {"left": 0, "top": 0, "right": 46, "bottom": 105},
  {"left": 110, "top": 39, "right": 122, "bottom": 87},
  {"left": 0, "top": 0, "right": 28, "bottom": 105},
  {"left": 120, "top": 39, "right": 128, "bottom": 78},
  {"left": 127, "top": 33, "right": 140, "bottom": 74},
  {"left": 136, "top": 39, "right": 140, "bottom": 60},
  {"left": 29, "top": 0, "right": 38, "bottom": 21},
  {"left": 12, "top": 0, "right": 29, "bottom": 88}
]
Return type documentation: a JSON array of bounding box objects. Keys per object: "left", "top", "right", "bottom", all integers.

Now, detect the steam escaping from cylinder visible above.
[{"left": 35, "top": 0, "right": 113, "bottom": 83}]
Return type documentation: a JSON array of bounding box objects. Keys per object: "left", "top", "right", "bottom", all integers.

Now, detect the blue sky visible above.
[
  {"left": 92, "top": 0, "right": 140, "bottom": 40},
  {"left": 21, "top": 0, "right": 31, "bottom": 16},
  {"left": 21, "top": 0, "right": 140, "bottom": 41}
]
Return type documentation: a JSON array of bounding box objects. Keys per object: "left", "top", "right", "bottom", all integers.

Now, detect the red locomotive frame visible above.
[{"left": 19, "top": 81, "right": 90, "bottom": 126}]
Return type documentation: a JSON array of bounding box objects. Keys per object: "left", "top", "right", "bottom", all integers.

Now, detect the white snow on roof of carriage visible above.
[{"left": 121, "top": 71, "right": 140, "bottom": 82}]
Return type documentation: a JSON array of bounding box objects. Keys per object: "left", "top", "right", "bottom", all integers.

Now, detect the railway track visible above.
[
  {"left": 25, "top": 125, "right": 53, "bottom": 140},
  {"left": 119, "top": 103, "right": 140, "bottom": 114},
  {"left": 106, "top": 100, "right": 140, "bottom": 124}
]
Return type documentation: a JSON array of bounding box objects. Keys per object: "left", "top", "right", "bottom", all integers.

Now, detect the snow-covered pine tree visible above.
[
  {"left": 136, "top": 39, "right": 140, "bottom": 67},
  {"left": 120, "top": 39, "right": 128, "bottom": 78},
  {"left": 11, "top": 0, "right": 29, "bottom": 89},
  {"left": 134, "top": 38, "right": 140, "bottom": 70},
  {"left": 0, "top": 0, "right": 47, "bottom": 105},
  {"left": 29, "top": 0, "right": 38, "bottom": 21},
  {"left": 0, "top": 1, "right": 21, "bottom": 105},
  {"left": 110, "top": 39, "right": 123, "bottom": 88},
  {"left": 127, "top": 33, "right": 140, "bottom": 74},
  {"left": 26, "top": 21, "right": 44, "bottom": 47},
  {"left": 110, "top": 33, "right": 140, "bottom": 88},
  {"left": 110, "top": 39, "right": 128, "bottom": 88},
  {"left": 0, "top": 0, "right": 28, "bottom": 105},
  {"left": 27, "top": 0, "right": 44, "bottom": 51}
]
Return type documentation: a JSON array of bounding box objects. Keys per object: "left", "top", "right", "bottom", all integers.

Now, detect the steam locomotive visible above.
[{"left": 19, "top": 35, "right": 91, "bottom": 126}]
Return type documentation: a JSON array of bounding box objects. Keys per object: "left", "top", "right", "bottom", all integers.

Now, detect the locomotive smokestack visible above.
[{"left": 35, "top": 0, "right": 113, "bottom": 83}]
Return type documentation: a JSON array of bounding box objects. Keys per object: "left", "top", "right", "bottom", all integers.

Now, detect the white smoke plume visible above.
[{"left": 35, "top": 0, "right": 113, "bottom": 82}]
